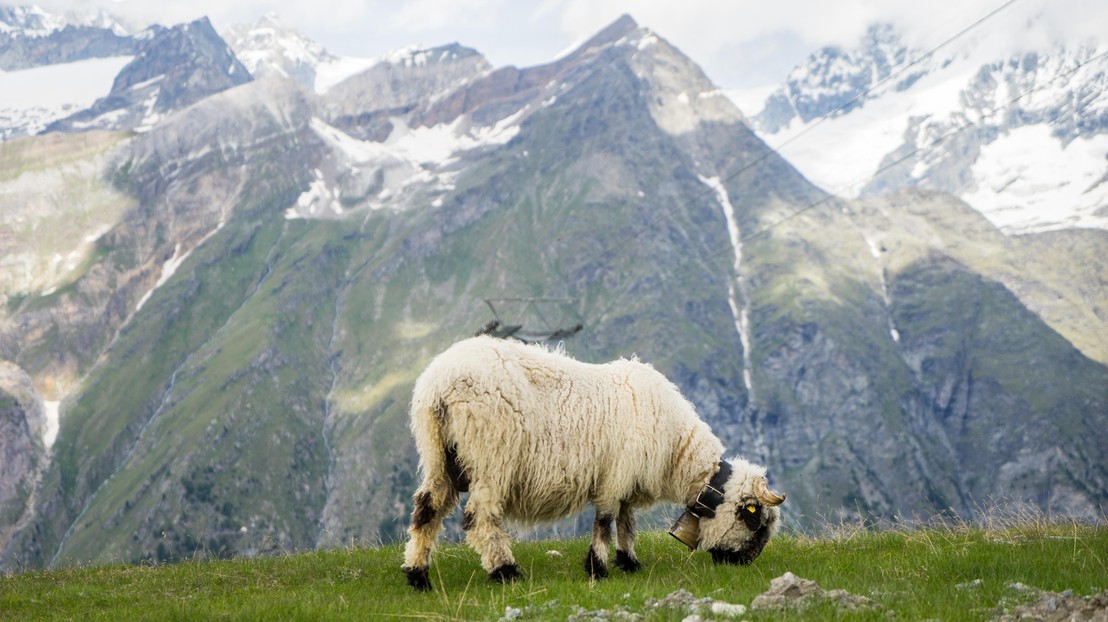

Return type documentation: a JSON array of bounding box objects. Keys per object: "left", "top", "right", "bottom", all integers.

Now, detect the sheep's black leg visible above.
[
  {"left": 612, "top": 501, "right": 642, "bottom": 572},
  {"left": 402, "top": 479, "right": 457, "bottom": 591},
  {"left": 585, "top": 509, "right": 614, "bottom": 579}
]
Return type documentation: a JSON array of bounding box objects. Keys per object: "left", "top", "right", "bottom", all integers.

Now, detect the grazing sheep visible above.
[{"left": 401, "top": 336, "right": 784, "bottom": 590}]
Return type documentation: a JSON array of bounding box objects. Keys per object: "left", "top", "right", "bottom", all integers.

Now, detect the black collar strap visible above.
[{"left": 688, "top": 460, "right": 732, "bottom": 519}]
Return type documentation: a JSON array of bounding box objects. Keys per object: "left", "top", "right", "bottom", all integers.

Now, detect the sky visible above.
[{"left": 28, "top": 0, "right": 1108, "bottom": 88}]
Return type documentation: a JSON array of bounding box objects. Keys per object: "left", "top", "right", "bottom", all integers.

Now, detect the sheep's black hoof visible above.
[
  {"left": 584, "top": 546, "right": 608, "bottom": 579},
  {"left": 488, "top": 563, "right": 523, "bottom": 584},
  {"left": 403, "top": 565, "right": 432, "bottom": 591},
  {"left": 614, "top": 550, "right": 642, "bottom": 573}
]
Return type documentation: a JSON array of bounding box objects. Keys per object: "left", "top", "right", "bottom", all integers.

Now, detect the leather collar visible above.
[{"left": 687, "top": 460, "right": 732, "bottom": 519}]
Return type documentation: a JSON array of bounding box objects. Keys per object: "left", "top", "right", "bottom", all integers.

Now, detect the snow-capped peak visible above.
[
  {"left": 222, "top": 14, "right": 333, "bottom": 88},
  {"left": 0, "top": 5, "right": 67, "bottom": 37},
  {"left": 0, "top": 4, "right": 130, "bottom": 38},
  {"left": 738, "top": 21, "right": 1108, "bottom": 235}
]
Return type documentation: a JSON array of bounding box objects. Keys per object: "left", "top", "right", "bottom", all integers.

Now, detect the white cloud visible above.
[
  {"left": 27, "top": 0, "right": 1108, "bottom": 88},
  {"left": 384, "top": 0, "right": 505, "bottom": 33},
  {"left": 535, "top": 0, "right": 1108, "bottom": 85}
]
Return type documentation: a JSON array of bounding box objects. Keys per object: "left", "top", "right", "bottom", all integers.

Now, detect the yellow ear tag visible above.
[{"left": 746, "top": 505, "right": 757, "bottom": 513}]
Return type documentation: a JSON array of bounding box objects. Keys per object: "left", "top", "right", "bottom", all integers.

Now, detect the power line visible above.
[{"left": 566, "top": 0, "right": 1023, "bottom": 286}]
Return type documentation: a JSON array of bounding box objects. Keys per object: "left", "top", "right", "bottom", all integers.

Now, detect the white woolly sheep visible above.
[{"left": 401, "top": 335, "right": 785, "bottom": 590}]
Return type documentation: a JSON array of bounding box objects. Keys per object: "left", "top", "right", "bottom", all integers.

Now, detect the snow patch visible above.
[
  {"left": 297, "top": 102, "right": 526, "bottom": 217},
  {"left": 133, "top": 87, "right": 162, "bottom": 133},
  {"left": 42, "top": 400, "right": 60, "bottom": 449},
  {"left": 134, "top": 223, "right": 225, "bottom": 312},
  {"left": 863, "top": 234, "right": 901, "bottom": 343},
  {"left": 311, "top": 110, "right": 520, "bottom": 169},
  {"left": 637, "top": 34, "right": 659, "bottom": 50},
  {"left": 127, "top": 74, "right": 165, "bottom": 91},
  {"left": 291, "top": 168, "right": 344, "bottom": 218},
  {"left": 552, "top": 35, "right": 589, "bottom": 61},
  {"left": 961, "top": 126, "right": 1108, "bottom": 233}
]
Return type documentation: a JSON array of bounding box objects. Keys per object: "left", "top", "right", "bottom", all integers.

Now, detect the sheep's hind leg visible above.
[
  {"left": 463, "top": 483, "right": 521, "bottom": 583},
  {"left": 584, "top": 506, "right": 616, "bottom": 579},
  {"left": 402, "top": 478, "right": 458, "bottom": 591},
  {"left": 613, "top": 501, "right": 643, "bottom": 572}
]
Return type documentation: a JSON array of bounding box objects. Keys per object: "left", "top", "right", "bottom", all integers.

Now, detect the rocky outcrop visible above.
[
  {"left": 0, "top": 361, "right": 45, "bottom": 548},
  {"left": 323, "top": 43, "right": 490, "bottom": 141}
]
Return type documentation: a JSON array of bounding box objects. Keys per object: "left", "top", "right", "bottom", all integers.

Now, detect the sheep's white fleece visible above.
[{"left": 409, "top": 335, "right": 726, "bottom": 521}]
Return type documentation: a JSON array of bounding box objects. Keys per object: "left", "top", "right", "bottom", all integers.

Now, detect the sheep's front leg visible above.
[
  {"left": 402, "top": 478, "right": 458, "bottom": 591},
  {"left": 613, "top": 501, "right": 643, "bottom": 572},
  {"left": 584, "top": 507, "right": 615, "bottom": 579},
  {"left": 463, "top": 483, "right": 521, "bottom": 583}
]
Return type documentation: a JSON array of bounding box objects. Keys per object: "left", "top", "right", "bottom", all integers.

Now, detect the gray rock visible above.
[{"left": 752, "top": 572, "right": 875, "bottom": 611}]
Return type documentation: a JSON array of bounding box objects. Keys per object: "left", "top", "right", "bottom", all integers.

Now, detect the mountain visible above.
[
  {"left": 45, "top": 17, "right": 251, "bottom": 134},
  {"left": 743, "top": 23, "right": 1108, "bottom": 234},
  {"left": 222, "top": 14, "right": 333, "bottom": 90},
  {"left": 1, "top": 13, "right": 1105, "bottom": 570},
  {"left": 0, "top": 4, "right": 134, "bottom": 70}
]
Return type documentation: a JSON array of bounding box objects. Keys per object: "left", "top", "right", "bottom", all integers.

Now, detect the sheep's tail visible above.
[
  {"left": 404, "top": 379, "right": 461, "bottom": 580},
  {"left": 409, "top": 380, "right": 468, "bottom": 500}
]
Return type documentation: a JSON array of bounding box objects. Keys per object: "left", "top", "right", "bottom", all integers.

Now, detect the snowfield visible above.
[
  {"left": 0, "top": 56, "right": 133, "bottom": 140},
  {"left": 961, "top": 127, "right": 1108, "bottom": 233}
]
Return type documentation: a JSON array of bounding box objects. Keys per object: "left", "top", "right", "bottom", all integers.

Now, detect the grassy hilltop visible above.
[{"left": 2, "top": 520, "right": 1105, "bottom": 621}]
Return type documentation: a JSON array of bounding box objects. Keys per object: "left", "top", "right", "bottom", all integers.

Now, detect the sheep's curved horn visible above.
[{"left": 755, "top": 479, "right": 786, "bottom": 506}]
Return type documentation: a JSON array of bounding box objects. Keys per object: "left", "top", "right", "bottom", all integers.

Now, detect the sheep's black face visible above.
[
  {"left": 704, "top": 502, "right": 778, "bottom": 565},
  {"left": 690, "top": 459, "right": 785, "bottom": 564}
]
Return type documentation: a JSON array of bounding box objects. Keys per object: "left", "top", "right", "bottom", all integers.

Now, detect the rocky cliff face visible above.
[
  {"left": 322, "top": 44, "right": 492, "bottom": 141},
  {"left": 0, "top": 361, "right": 44, "bottom": 549},
  {"left": 1, "top": 14, "right": 1105, "bottom": 570}
]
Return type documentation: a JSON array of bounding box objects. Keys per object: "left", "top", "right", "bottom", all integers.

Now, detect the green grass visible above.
[{"left": 2, "top": 522, "right": 1104, "bottom": 621}]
